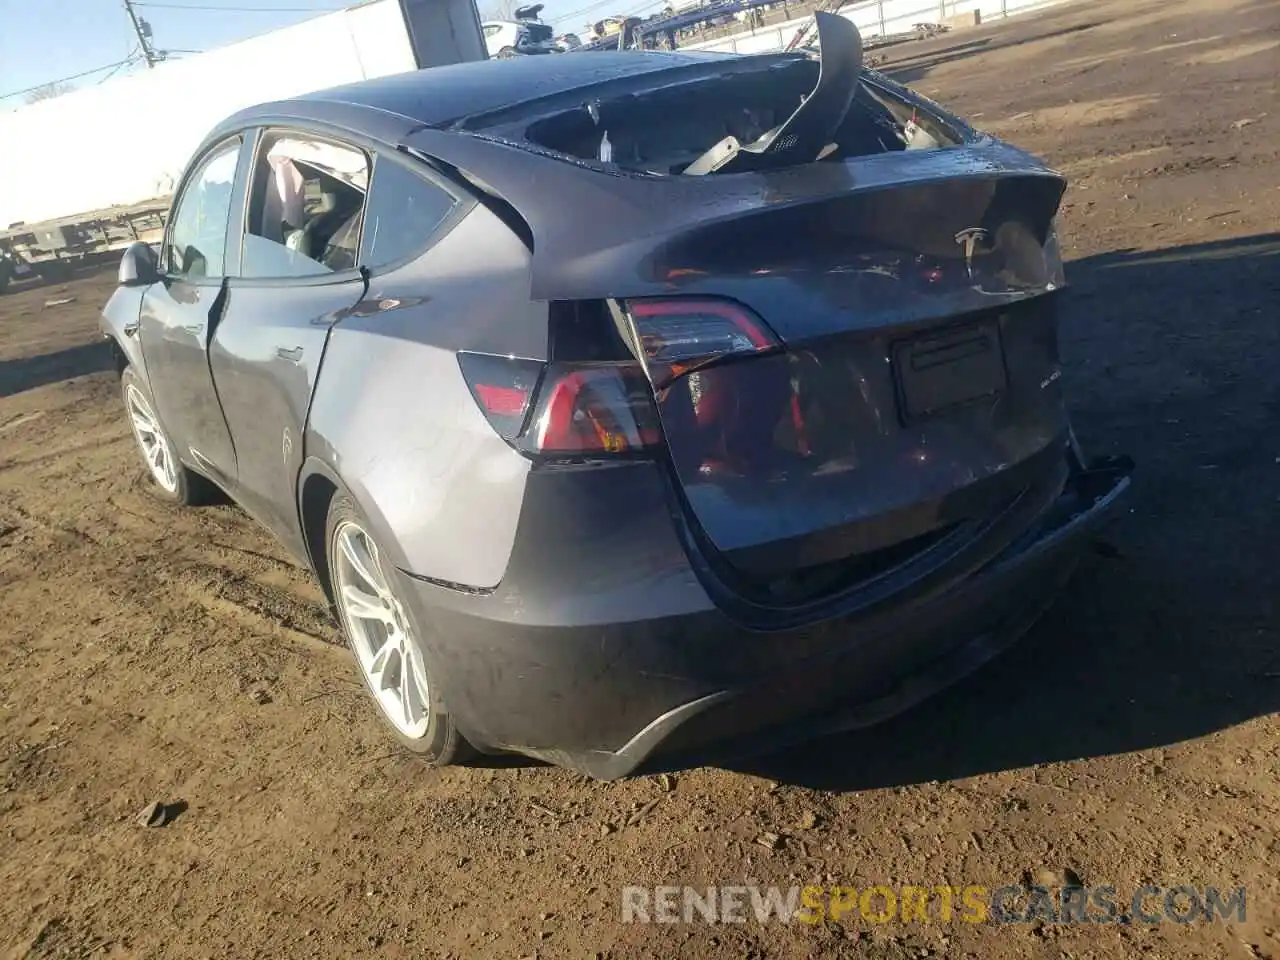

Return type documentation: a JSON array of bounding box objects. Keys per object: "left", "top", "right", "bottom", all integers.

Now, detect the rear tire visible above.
[
  {"left": 120, "top": 367, "right": 219, "bottom": 506},
  {"left": 325, "top": 495, "right": 472, "bottom": 766}
]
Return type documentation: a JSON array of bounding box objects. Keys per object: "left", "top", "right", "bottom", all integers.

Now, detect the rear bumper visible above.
[{"left": 395, "top": 451, "right": 1131, "bottom": 779}]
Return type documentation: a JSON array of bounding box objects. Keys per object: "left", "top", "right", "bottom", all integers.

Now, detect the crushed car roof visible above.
[{"left": 291, "top": 51, "right": 738, "bottom": 130}]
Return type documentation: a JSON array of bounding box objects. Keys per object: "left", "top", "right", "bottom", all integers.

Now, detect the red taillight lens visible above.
[
  {"left": 459, "top": 298, "right": 777, "bottom": 459},
  {"left": 457, "top": 352, "right": 543, "bottom": 440},
  {"left": 526, "top": 364, "right": 660, "bottom": 455},
  {"left": 459, "top": 353, "right": 659, "bottom": 457},
  {"left": 623, "top": 297, "right": 780, "bottom": 389}
]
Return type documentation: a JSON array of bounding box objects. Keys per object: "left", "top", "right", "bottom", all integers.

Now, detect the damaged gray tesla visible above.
[{"left": 101, "top": 14, "right": 1131, "bottom": 779}]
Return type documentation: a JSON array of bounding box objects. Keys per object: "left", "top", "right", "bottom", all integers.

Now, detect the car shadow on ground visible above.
[
  {"left": 722, "top": 233, "right": 1280, "bottom": 791},
  {"left": 0, "top": 340, "right": 114, "bottom": 398}
]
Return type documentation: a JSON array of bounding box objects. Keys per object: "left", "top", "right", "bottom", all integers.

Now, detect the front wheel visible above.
[
  {"left": 120, "top": 367, "right": 218, "bottom": 505},
  {"left": 325, "top": 495, "right": 472, "bottom": 765}
]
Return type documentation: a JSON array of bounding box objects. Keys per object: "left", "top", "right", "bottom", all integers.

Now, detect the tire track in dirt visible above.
[{"left": 176, "top": 570, "right": 338, "bottom": 651}]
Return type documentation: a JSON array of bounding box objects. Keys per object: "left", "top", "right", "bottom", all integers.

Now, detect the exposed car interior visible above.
[
  {"left": 243, "top": 136, "right": 369, "bottom": 276},
  {"left": 516, "top": 16, "right": 959, "bottom": 175}
]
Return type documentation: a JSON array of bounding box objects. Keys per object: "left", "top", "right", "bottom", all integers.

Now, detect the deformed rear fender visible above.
[
  {"left": 293, "top": 452, "right": 399, "bottom": 596},
  {"left": 297, "top": 199, "right": 544, "bottom": 592},
  {"left": 294, "top": 442, "right": 407, "bottom": 568},
  {"left": 301, "top": 321, "right": 535, "bottom": 592}
]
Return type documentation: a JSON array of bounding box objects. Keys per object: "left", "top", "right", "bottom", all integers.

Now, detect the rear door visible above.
[
  {"left": 138, "top": 136, "right": 247, "bottom": 484},
  {"left": 208, "top": 129, "right": 372, "bottom": 556}
]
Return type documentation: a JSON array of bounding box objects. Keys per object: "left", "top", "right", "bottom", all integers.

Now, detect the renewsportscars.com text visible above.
[{"left": 621, "top": 884, "right": 1247, "bottom": 926}]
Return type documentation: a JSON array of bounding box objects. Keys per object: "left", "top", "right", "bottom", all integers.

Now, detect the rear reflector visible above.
[
  {"left": 474, "top": 383, "right": 530, "bottom": 417},
  {"left": 624, "top": 297, "right": 780, "bottom": 389},
  {"left": 457, "top": 352, "right": 543, "bottom": 440}
]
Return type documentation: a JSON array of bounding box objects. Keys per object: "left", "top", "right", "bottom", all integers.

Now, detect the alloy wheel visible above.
[
  {"left": 332, "top": 520, "right": 431, "bottom": 739},
  {"left": 125, "top": 384, "right": 178, "bottom": 493}
]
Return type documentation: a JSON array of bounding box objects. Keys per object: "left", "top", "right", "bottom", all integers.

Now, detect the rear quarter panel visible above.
[{"left": 304, "top": 202, "right": 546, "bottom": 589}]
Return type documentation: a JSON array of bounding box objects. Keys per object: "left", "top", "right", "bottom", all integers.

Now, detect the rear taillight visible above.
[
  {"left": 526, "top": 364, "right": 660, "bottom": 455},
  {"left": 623, "top": 297, "right": 780, "bottom": 389},
  {"left": 459, "top": 354, "right": 658, "bottom": 457},
  {"left": 459, "top": 297, "right": 778, "bottom": 458}
]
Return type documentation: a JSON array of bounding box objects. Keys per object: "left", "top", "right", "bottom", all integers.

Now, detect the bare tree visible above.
[
  {"left": 24, "top": 81, "right": 74, "bottom": 105},
  {"left": 482, "top": 0, "right": 519, "bottom": 19}
]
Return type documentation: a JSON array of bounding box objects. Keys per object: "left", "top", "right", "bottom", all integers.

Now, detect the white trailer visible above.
[{"left": 0, "top": 0, "right": 484, "bottom": 267}]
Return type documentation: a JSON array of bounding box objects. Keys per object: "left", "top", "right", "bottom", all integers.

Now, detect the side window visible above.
[
  {"left": 359, "top": 158, "right": 458, "bottom": 269},
  {"left": 165, "top": 140, "right": 240, "bottom": 279},
  {"left": 241, "top": 133, "right": 370, "bottom": 279}
]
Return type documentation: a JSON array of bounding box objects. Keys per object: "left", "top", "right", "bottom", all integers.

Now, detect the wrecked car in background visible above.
[
  {"left": 483, "top": 3, "right": 558, "bottom": 58},
  {"left": 100, "top": 14, "right": 1131, "bottom": 779}
]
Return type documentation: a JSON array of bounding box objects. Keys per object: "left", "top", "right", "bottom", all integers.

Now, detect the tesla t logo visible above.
[{"left": 954, "top": 228, "right": 989, "bottom": 278}]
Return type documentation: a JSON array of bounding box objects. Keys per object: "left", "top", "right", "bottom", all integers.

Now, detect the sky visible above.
[{"left": 0, "top": 0, "right": 666, "bottom": 105}]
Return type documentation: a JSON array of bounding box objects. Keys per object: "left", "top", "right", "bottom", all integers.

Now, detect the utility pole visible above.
[{"left": 123, "top": 0, "right": 162, "bottom": 68}]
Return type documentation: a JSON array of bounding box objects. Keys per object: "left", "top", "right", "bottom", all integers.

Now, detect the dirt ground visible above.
[{"left": 2, "top": 0, "right": 1278, "bottom": 956}]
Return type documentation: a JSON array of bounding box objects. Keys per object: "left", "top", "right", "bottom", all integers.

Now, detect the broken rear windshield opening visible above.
[
  {"left": 521, "top": 63, "right": 960, "bottom": 175},
  {"left": 499, "top": 16, "right": 964, "bottom": 176}
]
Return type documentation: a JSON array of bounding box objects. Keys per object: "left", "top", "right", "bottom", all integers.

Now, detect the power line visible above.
[
  {"left": 99, "top": 50, "right": 143, "bottom": 82},
  {"left": 132, "top": 2, "right": 345, "bottom": 10},
  {"left": 622, "top": 0, "right": 668, "bottom": 16},
  {"left": 0, "top": 58, "right": 136, "bottom": 101},
  {"left": 556, "top": 0, "right": 665, "bottom": 30},
  {"left": 3, "top": 0, "right": 351, "bottom": 104},
  {"left": 555, "top": 0, "right": 640, "bottom": 27},
  {"left": 552, "top": 0, "right": 617, "bottom": 24}
]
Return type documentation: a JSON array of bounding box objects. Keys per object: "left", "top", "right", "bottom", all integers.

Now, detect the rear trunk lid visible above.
[
  {"left": 610, "top": 175, "right": 1069, "bottom": 599},
  {"left": 403, "top": 53, "right": 1071, "bottom": 602}
]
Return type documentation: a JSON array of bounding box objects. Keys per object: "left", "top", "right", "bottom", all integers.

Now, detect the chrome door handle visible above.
[
  {"left": 276, "top": 346, "right": 304, "bottom": 362},
  {"left": 123, "top": 321, "right": 139, "bottom": 337},
  {"left": 182, "top": 324, "right": 204, "bottom": 335}
]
